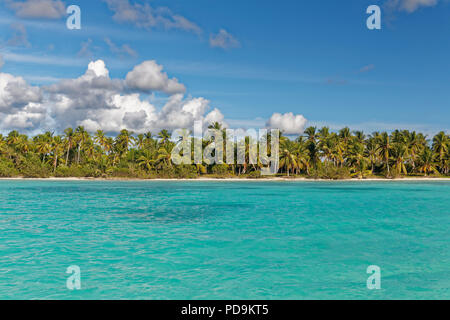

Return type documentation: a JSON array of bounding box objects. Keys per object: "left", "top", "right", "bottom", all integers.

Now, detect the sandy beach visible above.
[{"left": 1, "top": 177, "right": 449, "bottom": 182}]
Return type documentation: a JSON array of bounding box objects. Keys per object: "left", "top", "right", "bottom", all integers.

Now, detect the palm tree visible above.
[
  {"left": 138, "top": 150, "right": 156, "bottom": 172},
  {"left": 432, "top": 131, "right": 449, "bottom": 174},
  {"left": 295, "top": 137, "right": 310, "bottom": 174},
  {"left": 50, "top": 136, "right": 64, "bottom": 173},
  {"left": 418, "top": 148, "right": 438, "bottom": 176},
  {"left": 34, "top": 132, "right": 52, "bottom": 163},
  {"left": 63, "top": 128, "right": 75, "bottom": 165},
  {"left": 348, "top": 141, "right": 368, "bottom": 178},
  {"left": 391, "top": 143, "right": 408, "bottom": 176},
  {"left": 115, "top": 129, "right": 135, "bottom": 157},
  {"left": 156, "top": 145, "right": 173, "bottom": 168},
  {"left": 136, "top": 134, "right": 145, "bottom": 150},
  {"left": 0, "top": 125, "right": 448, "bottom": 179},
  {"left": 304, "top": 127, "right": 319, "bottom": 168},
  {"left": 74, "top": 126, "right": 89, "bottom": 165},
  {"left": 6, "top": 130, "right": 21, "bottom": 148},
  {"left": 158, "top": 130, "right": 171, "bottom": 145},
  {"left": 365, "top": 137, "right": 378, "bottom": 173},
  {"left": 376, "top": 132, "right": 391, "bottom": 176},
  {"left": 407, "top": 131, "right": 423, "bottom": 172},
  {"left": 94, "top": 130, "right": 108, "bottom": 152},
  {"left": 279, "top": 139, "right": 297, "bottom": 176},
  {"left": 339, "top": 127, "right": 352, "bottom": 156},
  {"left": 208, "top": 122, "right": 223, "bottom": 130}
]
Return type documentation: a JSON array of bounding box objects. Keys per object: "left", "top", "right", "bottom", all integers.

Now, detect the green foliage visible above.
[
  {"left": 111, "top": 167, "right": 137, "bottom": 178},
  {"left": 308, "top": 163, "right": 351, "bottom": 180},
  {"left": 56, "top": 165, "right": 99, "bottom": 178},
  {"left": 246, "top": 170, "right": 262, "bottom": 179},
  {"left": 211, "top": 164, "right": 230, "bottom": 176},
  {"left": 0, "top": 160, "right": 19, "bottom": 177},
  {"left": 175, "top": 165, "right": 198, "bottom": 179},
  {"left": 18, "top": 157, "right": 51, "bottom": 178},
  {"left": 0, "top": 126, "right": 448, "bottom": 179}
]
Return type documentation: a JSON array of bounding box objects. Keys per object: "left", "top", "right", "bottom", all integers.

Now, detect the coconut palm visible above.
[
  {"left": 63, "top": 128, "right": 75, "bottom": 165},
  {"left": 418, "top": 148, "right": 438, "bottom": 176},
  {"left": 391, "top": 143, "right": 408, "bottom": 176},
  {"left": 432, "top": 131, "right": 449, "bottom": 173},
  {"left": 279, "top": 139, "right": 297, "bottom": 176},
  {"left": 158, "top": 130, "right": 171, "bottom": 145},
  {"left": 138, "top": 150, "right": 156, "bottom": 171},
  {"left": 376, "top": 132, "right": 391, "bottom": 176},
  {"left": 74, "top": 126, "right": 89, "bottom": 164}
]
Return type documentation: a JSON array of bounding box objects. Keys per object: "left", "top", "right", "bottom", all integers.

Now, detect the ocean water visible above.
[{"left": 0, "top": 180, "right": 449, "bottom": 300}]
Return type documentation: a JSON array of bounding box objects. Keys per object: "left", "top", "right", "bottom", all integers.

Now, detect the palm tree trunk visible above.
[
  {"left": 54, "top": 154, "right": 58, "bottom": 173},
  {"left": 77, "top": 143, "right": 81, "bottom": 164},
  {"left": 66, "top": 144, "right": 70, "bottom": 166}
]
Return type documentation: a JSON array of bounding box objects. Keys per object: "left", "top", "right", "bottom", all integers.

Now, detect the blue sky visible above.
[{"left": 0, "top": 0, "right": 448, "bottom": 135}]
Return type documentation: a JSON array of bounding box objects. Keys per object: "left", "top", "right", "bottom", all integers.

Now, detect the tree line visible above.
[{"left": 0, "top": 122, "right": 448, "bottom": 179}]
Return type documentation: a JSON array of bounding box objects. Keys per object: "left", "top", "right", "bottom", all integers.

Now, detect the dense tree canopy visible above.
[{"left": 0, "top": 124, "right": 448, "bottom": 179}]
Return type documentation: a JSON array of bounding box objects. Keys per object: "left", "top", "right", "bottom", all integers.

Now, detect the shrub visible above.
[
  {"left": 175, "top": 165, "right": 198, "bottom": 179},
  {"left": 211, "top": 164, "right": 230, "bottom": 176},
  {"left": 19, "top": 161, "right": 51, "bottom": 178},
  {"left": 55, "top": 165, "right": 99, "bottom": 178},
  {"left": 111, "top": 167, "right": 135, "bottom": 178},
  {"left": 308, "top": 163, "right": 351, "bottom": 180},
  {"left": 0, "top": 160, "right": 19, "bottom": 177},
  {"left": 246, "top": 170, "right": 262, "bottom": 179},
  {"left": 155, "top": 165, "right": 176, "bottom": 178}
]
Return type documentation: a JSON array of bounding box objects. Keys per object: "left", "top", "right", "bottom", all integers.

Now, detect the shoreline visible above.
[{"left": 1, "top": 177, "right": 449, "bottom": 182}]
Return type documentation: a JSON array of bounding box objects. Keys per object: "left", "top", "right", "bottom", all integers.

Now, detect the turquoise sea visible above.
[{"left": 0, "top": 180, "right": 449, "bottom": 300}]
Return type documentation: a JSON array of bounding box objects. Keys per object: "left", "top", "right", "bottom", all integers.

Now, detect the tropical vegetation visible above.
[{"left": 0, "top": 123, "right": 448, "bottom": 179}]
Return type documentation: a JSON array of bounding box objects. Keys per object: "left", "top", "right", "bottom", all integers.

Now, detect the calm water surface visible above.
[{"left": 0, "top": 180, "right": 449, "bottom": 299}]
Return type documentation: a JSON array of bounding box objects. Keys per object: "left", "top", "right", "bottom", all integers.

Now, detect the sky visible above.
[{"left": 0, "top": 0, "right": 449, "bottom": 136}]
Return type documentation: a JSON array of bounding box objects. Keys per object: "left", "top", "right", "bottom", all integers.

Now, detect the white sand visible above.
[{"left": 0, "top": 177, "right": 449, "bottom": 182}]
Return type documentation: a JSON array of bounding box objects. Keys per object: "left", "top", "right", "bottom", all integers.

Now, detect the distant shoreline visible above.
[{"left": 1, "top": 177, "right": 449, "bottom": 182}]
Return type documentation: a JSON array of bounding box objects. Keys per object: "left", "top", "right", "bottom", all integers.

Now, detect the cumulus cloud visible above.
[
  {"left": 209, "top": 29, "right": 240, "bottom": 49},
  {"left": 2, "top": 59, "right": 311, "bottom": 135},
  {"left": 125, "top": 60, "right": 185, "bottom": 95},
  {"left": 45, "top": 60, "right": 124, "bottom": 129},
  {"left": 0, "top": 58, "right": 228, "bottom": 133},
  {"left": 0, "top": 73, "right": 42, "bottom": 111},
  {"left": 0, "top": 72, "right": 46, "bottom": 130},
  {"left": 6, "top": 0, "right": 66, "bottom": 19},
  {"left": 267, "top": 112, "right": 307, "bottom": 135},
  {"left": 384, "top": 0, "right": 439, "bottom": 13},
  {"left": 103, "top": 0, "right": 202, "bottom": 34},
  {"left": 46, "top": 60, "right": 207, "bottom": 132}
]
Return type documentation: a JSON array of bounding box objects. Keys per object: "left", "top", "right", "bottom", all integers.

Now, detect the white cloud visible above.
[
  {"left": 209, "top": 29, "right": 240, "bottom": 49},
  {"left": 104, "top": 37, "right": 137, "bottom": 59},
  {"left": 0, "top": 58, "right": 231, "bottom": 133},
  {"left": 103, "top": 0, "right": 202, "bottom": 34},
  {"left": 267, "top": 112, "right": 307, "bottom": 135},
  {"left": 125, "top": 60, "right": 185, "bottom": 95},
  {"left": 0, "top": 73, "right": 42, "bottom": 111},
  {"left": 204, "top": 108, "right": 226, "bottom": 127},
  {"left": 384, "top": 0, "right": 439, "bottom": 13},
  {"left": 0, "top": 72, "right": 46, "bottom": 130},
  {"left": 6, "top": 0, "right": 66, "bottom": 19},
  {"left": 0, "top": 59, "right": 312, "bottom": 135},
  {"left": 7, "top": 22, "right": 31, "bottom": 47}
]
